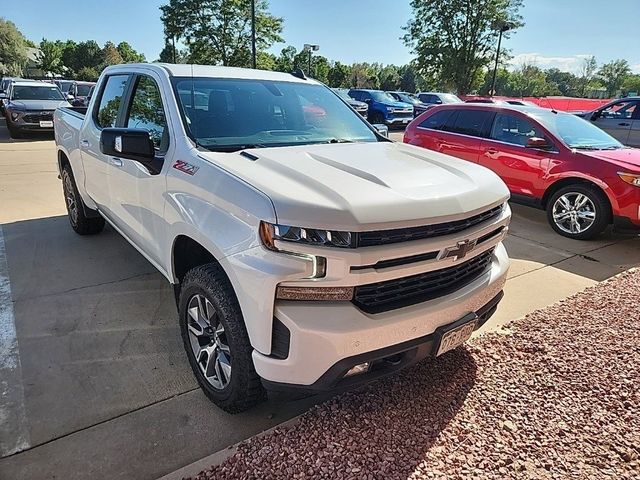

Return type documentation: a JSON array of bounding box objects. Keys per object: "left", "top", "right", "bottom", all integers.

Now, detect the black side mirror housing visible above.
[
  {"left": 100, "top": 128, "right": 162, "bottom": 174},
  {"left": 590, "top": 111, "right": 601, "bottom": 121}
]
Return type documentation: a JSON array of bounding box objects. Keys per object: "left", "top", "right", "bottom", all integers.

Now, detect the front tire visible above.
[
  {"left": 7, "top": 123, "right": 22, "bottom": 139},
  {"left": 61, "top": 164, "right": 105, "bottom": 235},
  {"left": 179, "top": 263, "right": 265, "bottom": 413},
  {"left": 546, "top": 184, "right": 610, "bottom": 240}
]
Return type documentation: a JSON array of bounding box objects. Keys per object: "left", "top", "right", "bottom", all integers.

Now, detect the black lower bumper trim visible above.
[
  {"left": 261, "top": 290, "right": 504, "bottom": 394},
  {"left": 613, "top": 215, "right": 640, "bottom": 233}
]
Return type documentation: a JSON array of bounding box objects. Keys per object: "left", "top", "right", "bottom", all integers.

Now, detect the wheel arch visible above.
[{"left": 542, "top": 176, "right": 615, "bottom": 221}]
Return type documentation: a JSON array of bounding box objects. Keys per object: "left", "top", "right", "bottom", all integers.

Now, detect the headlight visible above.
[
  {"left": 259, "top": 221, "right": 354, "bottom": 249},
  {"left": 386, "top": 107, "right": 394, "bottom": 113},
  {"left": 618, "top": 172, "right": 640, "bottom": 187},
  {"left": 10, "top": 111, "right": 21, "bottom": 121}
]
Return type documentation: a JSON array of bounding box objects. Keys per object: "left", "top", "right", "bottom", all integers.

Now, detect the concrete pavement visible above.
[{"left": 0, "top": 122, "right": 638, "bottom": 479}]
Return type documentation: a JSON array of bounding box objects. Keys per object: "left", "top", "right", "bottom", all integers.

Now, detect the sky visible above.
[{"left": 3, "top": 0, "right": 639, "bottom": 74}]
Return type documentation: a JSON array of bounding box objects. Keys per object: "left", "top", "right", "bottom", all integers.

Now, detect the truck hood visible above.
[
  {"left": 200, "top": 142, "right": 509, "bottom": 231},
  {"left": 9, "top": 99, "right": 71, "bottom": 110},
  {"left": 580, "top": 147, "right": 640, "bottom": 169}
]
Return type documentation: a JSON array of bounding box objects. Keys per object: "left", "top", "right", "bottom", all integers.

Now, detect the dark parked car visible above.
[
  {"left": 0, "top": 77, "right": 24, "bottom": 116},
  {"left": 386, "top": 91, "right": 430, "bottom": 117},
  {"left": 575, "top": 97, "right": 640, "bottom": 148},
  {"left": 332, "top": 88, "right": 368, "bottom": 117},
  {"left": 348, "top": 89, "right": 413, "bottom": 126},
  {"left": 2, "top": 80, "right": 71, "bottom": 138},
  {"left": 68, "top": 81, "right": 96, "bottom": 107}
]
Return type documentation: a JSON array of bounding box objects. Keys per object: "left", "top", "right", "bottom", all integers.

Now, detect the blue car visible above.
[{"left": 348, "top": 89, "right": 413, "bottom": 126}]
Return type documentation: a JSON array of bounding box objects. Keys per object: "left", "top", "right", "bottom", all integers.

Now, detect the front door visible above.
[
  {"left": 591, "top": 100, "right": 638, "bottom": 145},
  {"left": 107, "top": 73, "right": 170, "bottom": 268},
  {"left": 479, "top": 112, "right": 554, "bottom": 198}
]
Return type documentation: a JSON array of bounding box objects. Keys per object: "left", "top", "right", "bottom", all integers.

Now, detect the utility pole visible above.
[
  {"left": 251, "top": 0, "right": 257, "bottom": 69},
  {"left": 490, "top": 23, "right": 511, "bottom": 96},
  {"left": 303, "top": 44, "right": 320, "bottom": 77},
  {"left": 172, "top": 35, "right": 176, "bottom": 64}
]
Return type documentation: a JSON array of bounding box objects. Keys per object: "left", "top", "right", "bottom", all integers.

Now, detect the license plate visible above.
[
  {"left": 39, "top": 121, "right": 53, "bottom": 128},
  {"left": 435, "top": 318, "right": 476, "bottom": 357},
  {"left": 403, "top": 118, "right": 410, "bottom": 124}
]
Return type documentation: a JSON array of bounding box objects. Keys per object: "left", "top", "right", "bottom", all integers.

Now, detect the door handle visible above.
[
  {"left": 80, "top": 139, "right": 90, "bottom": 148},
  {"left": 486, "top": 148, "right": 498, "bottom": 155},
  {"left": 109, "top": 157, "right": 123, "bottom": 167},
  {"left": 618, "top": 122, "right": 631, "bottom": 127}
]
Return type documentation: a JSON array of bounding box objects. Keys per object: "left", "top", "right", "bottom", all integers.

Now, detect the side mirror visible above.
[
  {"left": 590, "top": 111, "right": 601, "bottom": 121},
  {"left": 364, "top": 98, "right": 371, "bottom": 104},
  {"left": 373, "top": 124, "right": 389, "bottom": 138},
  {"left": 66, "top": 94, "right": 75, "bottom": 101},
  {"left": 100, "top": 128, "right": 161, "bottom": 173},
  {"left": 526, "top": 137, "right": 551, "bottom": 150}
]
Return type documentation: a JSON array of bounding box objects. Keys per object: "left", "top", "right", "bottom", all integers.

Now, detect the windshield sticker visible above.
[{"left": 173, "top": 160, "right": 199, "bottom": 175}]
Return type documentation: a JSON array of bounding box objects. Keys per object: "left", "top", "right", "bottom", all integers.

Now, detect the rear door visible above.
[
  {"left": 436, "top": 108, "right": 494, "bottom": 163},
  {"left": 591, "top": 100, "right": 638, "bottom": 145},
  {"left": 479, "top": 111, "right": 555, "bottom": 197},
  {"left": 81, "top": 74, "right": 132, "bottom": 215},
  {"left": 409, "top": 108, "right": 454, "bottom": 151}
]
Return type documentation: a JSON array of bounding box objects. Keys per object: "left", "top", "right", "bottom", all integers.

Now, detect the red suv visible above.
[{"left": 404, "top": 104, "right": 640, "bottom": 239}]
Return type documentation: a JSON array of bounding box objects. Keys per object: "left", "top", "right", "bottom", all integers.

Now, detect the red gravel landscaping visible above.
[{"left": 191, "top": 270, "right": 640, "bottom": 479}]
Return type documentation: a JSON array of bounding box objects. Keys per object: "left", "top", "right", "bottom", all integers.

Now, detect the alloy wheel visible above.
[
  {"left": 551, "top": 192, "right": 596, "bottom": 235},
  {"left": 186, "top": 294, "right": 231, "bottom": 390},
  {"left": 63, "top": 172, "right": 79, "bottom": 226}
]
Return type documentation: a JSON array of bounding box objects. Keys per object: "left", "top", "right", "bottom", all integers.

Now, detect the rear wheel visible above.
[
  {"left": 179, "top": 263, "right": 265, "bottom": 413},
  {"left": 546, "top": 184, "right": 610, "bottom": 240},
  {"left": 7, "top": 123, "right": 22, "bottom": 139},
  {"left": 61, "top": 164, "right": 105, "bottom": 235}
]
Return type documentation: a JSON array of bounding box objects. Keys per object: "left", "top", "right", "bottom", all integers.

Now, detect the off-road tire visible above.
[
  {"left": 179, "top": 263, "right": 266, "bottom": 413},
  {"left": 61, "top": 164, "right": 105, "bottom": 235}
]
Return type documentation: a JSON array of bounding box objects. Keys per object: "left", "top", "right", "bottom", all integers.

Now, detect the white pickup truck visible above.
[{"left": 54, "top": 63, "right": 511, "bottom": 412}]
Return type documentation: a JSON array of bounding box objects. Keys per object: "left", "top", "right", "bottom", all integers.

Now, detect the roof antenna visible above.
[{"left": 291, "top": 68, "right": 307, "bottom": 80}]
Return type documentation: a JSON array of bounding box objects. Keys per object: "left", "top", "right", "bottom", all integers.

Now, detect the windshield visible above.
[
  {"left": 173, "top": 77, "right": 379, "bottom": 151},
  {"left": 333, "top": 89, "right": 352, "bottom": 101},
  {"left": 397, "top": 93, "right": 420, "bottom": 104},
  {"left": 11, "top": 85, "right": 65, "bottom": 101},
  {"left": 441, "top": 94, "right": 462, "bottom": 104},
  {"left": 370, "top": 91, "right": 397, "bottom": 103},
  {"left": 76, "top": 84, "right": 92, "bottom": 96},
  {"left": 532, "top": 111, "right": 623, "bottom": 150},
  {"left": 56, "top": 81, "right": 72, "bottom": 93}
]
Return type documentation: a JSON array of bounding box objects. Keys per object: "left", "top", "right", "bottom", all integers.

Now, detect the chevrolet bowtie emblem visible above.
[{"left": 442, "top": 239, "right": 477, "bottom": 260}]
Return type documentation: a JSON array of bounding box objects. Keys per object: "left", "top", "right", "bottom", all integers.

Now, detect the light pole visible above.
[
  {"left": 251, "top": 0, "right": 257, "bottom": 69},
  {"left": 490, "top": 22, "right": 511, "bottom": 96},
  {"left": 303, "top": 43, "right": 320, "bottom": 77}
]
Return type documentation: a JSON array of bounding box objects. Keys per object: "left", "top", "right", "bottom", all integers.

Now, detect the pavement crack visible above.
[{"left": 13, "top": 271, "right": 158, "bottom": 303}]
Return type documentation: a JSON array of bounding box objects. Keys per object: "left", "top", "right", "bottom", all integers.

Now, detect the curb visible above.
[{"left": 155, "top": 414, "right": 305, "bottom": 480}]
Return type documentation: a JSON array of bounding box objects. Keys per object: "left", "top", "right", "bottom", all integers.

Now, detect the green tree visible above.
[
  {"left": 479, "top": 67, "right": 511, "bottom": 95},
  {"left": 157, "top": 40, "right": 188, "bottom": 63},
  {"left": 577, "top": 55, "right": 597, "bottom": 97},
  {"left": 117, "top": 41, "right": 145, "bottom": 63},
  {"left": 0, "top": 18, "right": 28, "bottom": 76},
  {"left": 403, "top": 0, "right": 524, "bottom": 94},
  {"left": 160, "top": 0, "right": 283, "bottom": 67},
  {"left": 76, "top": 66, "right": 100, "bottom": 81},
  {"left": 622, "top": 74, "right": 640, "bottom": 96},
  {"left": 102, "top": 41, "right": 124, "bottom": 67},
  {"left": 379, "top": 65, "right": 401, "bottom": 91},
  {"left": 72, "top": 40, "right": 103, "bottom": 73},
  {"left": 350, "top": 63, "right": 379, "bottom": 89},
  {"left": 545, "top": 68, "right": 579, "bottom": 96},
  {"left": 312, "top": 55, "right": 330, "bottom": 83},
  {"left": 598, "top": 59, "right": 631, "bottom": 96},
  {"left": 275, "top": 46, "right": 297, "bottom": 72},
  {"left": 327, "top": 62, "right": 351, "bottom": 88},
  {"left": 37, "top": 39, "right": 65, "bottom": 75},
  {"left": 257, "top": 51, "right": 276, "bottom": 71}
]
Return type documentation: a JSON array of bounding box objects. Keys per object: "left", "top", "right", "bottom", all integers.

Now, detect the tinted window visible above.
[
  {"left": 11, "top": 85, "right": 64, "bottom": 100},
  {"left": 419, "top": 110, "right": 452, "bottom": 130},
  {"left": 95, "top": 75, "right": 129, "bottom": 128},
  {"left": 490, "top": 113, "right": 546, "bottom": 147},
  {"left": 126, "top": 75, "right": 168, "bottom": 151},
  {"left": 599, "top": 101, "right": 637, "bottom": 119},
  {"left": 418, "top": 94, "right": 433, "bottom": 103},
  {"left": 447, "top": 109, "right": 493, "bottom": 137}
]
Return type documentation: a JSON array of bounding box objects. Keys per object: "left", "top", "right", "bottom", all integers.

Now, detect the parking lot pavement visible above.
[{"left": 0, "top": 120, "right": 638, "bottom": 480}]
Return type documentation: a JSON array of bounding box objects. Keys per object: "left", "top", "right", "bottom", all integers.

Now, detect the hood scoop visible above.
[{"left": 309, "top": 152, "right": 390, "bottom": 188}]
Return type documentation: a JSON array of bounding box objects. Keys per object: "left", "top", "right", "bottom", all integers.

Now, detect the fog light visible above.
[
  {"left": 345, "top": 362, "right": 370, "bottom": 377},
  {"left": 275, "top": 286, "right": 354, "bottom": 301}
]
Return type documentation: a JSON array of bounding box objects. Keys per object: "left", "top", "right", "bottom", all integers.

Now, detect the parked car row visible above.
[
  {"left": 0, "top": 76, "right": 95, "bottom": 138},
  {"left": 404, "top": 103, "right": 640, "bottom": 239}
]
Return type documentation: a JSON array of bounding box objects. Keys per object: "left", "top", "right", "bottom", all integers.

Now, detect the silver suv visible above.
[{"left": 578, "top": 97, "right": 640, "bottom": 147}]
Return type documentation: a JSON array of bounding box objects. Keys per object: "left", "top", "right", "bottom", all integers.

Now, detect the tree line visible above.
[{"left": 1, "top": 0, "right": 639, "bottom": 97}]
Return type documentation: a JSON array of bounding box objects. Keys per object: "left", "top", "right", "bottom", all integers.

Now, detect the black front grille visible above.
[
  {"left": 23, "top": 112, "right": 53, "bottom": 123},
  {"left": 353, "top": 249, "right": 495, "bottom": 314},
  {"left": 357, "top": 205, "right": 503, "bottom": 247}
]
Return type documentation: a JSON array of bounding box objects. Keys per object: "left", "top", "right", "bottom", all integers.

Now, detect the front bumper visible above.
[
  {"left": 262, "top": 290, "right": 504, "bottom": 393},
  {"left": 252, "top": 241, "right": 509, "bottom": 387},
  {"left": 385, "top": 115, "right": 413, "bottom": 125},
  {"left": 7, "top": 111, "right": 55, "bottom": 131}
]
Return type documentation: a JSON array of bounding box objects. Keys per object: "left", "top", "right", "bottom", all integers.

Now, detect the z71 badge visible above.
[{"left": 172, "top": 160, "right": 199, "bottom": 175}]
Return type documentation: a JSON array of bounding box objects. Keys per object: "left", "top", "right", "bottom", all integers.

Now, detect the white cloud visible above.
[
  {"left": 631, "top": 64, "right": 640, "bottom": 74},
  {"left": 507, "top": 53, "right": 595, "bottom": 73}
]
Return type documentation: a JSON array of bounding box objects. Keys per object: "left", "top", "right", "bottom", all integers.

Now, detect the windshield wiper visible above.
[
  {"left": 321, "top": 138, "right": 354, "bottom": 144},
  {"left": 198, "top": 143, "right": 267, "bottom": 153},
  {"left": 570, "top": 145, "right": 602, "bottom": 150}
]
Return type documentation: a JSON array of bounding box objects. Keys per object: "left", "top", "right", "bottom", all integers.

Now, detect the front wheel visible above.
[
  {"left": 546, "top": 184, "right": 610, "bottom": 240},
  {"left": 7, "top": 123, "right": 22, "bottom": 139},
  {"left": 179, "top": 263, "right": 265, "bottom": 413},
  {"left": 61, "top": 164, "right": 105, "bottom": 235}
]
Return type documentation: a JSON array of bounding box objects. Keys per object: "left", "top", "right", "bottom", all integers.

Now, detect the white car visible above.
[{"left": 54, "top": 63, "right": 511, "bottom": 412}]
